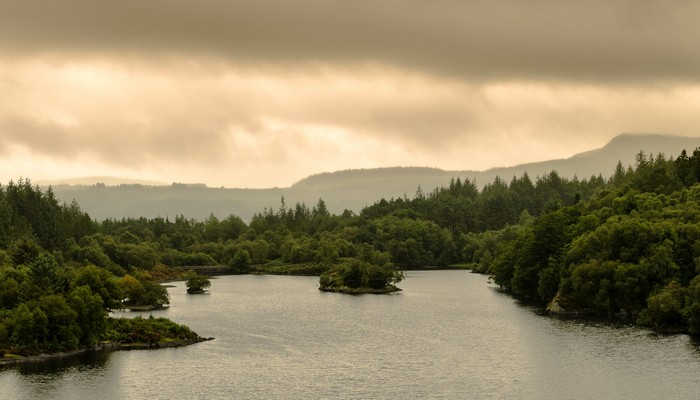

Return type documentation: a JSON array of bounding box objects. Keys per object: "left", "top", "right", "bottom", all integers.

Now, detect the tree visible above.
[
  {"left": 685, "top": 275, "right": 700, "bottom": 335},
  {"left": 26, "top": 253, "right": 69, "bottom": 298},
  {"left": 140, "top": 279, "right": 170, "bottom": 309},
  {"left": 319, "top": 258, "right": 403, "bottom": 293},
  {"left": 8, "top": 236, "right": 42, "bottom": 266},
  {"left": 510, "top": 209, "right": 570, "bottom": 300},
  {"left": 609, "top": 160, "right": 635, "bottom": 189},
  {"left": 228, "top": 249, "right": 252, "bottom": 274},
  {"left": 184, "top": 271, "right": 211, "bottom": 294},
  {"left": 119, "top": 243, "right": 158, "bottom": 270},
  {"left": 118, "top": 274, "right": 145, "bottom": 306},
  {"left": 220, "top": 214, "right": 248, "bottom": 240},
  {"left": 0, "top": 265, "right": 26, "bottom": 309},
  {"left": 36, "top": 294, "right": 80, "bottom": 351},
  {"left": 118, "top": 273, "right": 169, "bottom": 309},
  {"left": 68, "top": 286, "right": 106, "bottom": 346},
  {"left": 638, "top": 281, "right": 687, "bottom": 332},
  {"left": 478, "top": 176, "right": 514, "bottom": 230},
  {"left": 9, "top": 304, "right": 48, "bottom": 352},
  {"left": 72, "top": 265, "right": 123, "bottom": 310}
]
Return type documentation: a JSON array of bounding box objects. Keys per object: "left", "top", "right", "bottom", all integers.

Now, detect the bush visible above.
[
  {"left": 103, "top": 316, "right": 199, "bottom": 344},
  {"left": 638, "top": 281, "right": 687, "bottom": 332},
  {"left": 228, "top": 249, "right": 252, "bottom": 274},
  {"left": 319, "top": 258, "right": 403, "bottom": 292},
  {"left": 184, "top": 271, "right": 211, "bottom": 294}
]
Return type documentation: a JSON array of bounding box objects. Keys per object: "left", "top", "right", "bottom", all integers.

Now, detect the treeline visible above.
[
  {"left": 0, "top": 179, "right": 95, "bottom": 251},
  {"left": 23, "top": 168, "right": 609, "bottom": 282},
  {"left": 467, "top": 149, "right": 700, "bottom": 333},
  {"left": 87, "top": 147, "right": 700, "bottom": 333},
  {"left": 0, "top": 180, "right": 170, "bottom": 355},
  {"left": 2, "top": 145, "right": 700, "bottom": 354}
]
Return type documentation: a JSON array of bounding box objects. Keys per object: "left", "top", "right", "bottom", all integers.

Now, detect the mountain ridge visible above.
[
  {"left": 292, "top": 133, "right": 699, "bottom": 191},
  {"left": 46, "top": 133, "right": 700, "bottom": 221},
  {"left": 36, "top": 176, "right": 168, "bottom": 187}
]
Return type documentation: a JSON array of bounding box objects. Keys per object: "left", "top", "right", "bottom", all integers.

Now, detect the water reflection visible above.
[
  {"left": 14, "top": 349, "right": 110, "bottom": 376},
  {"left": 689, "top": 336, "right": 700, "bottom": 354},
  {"left": 2, "top": 271, "right": 699, "bottom": 400},
  {"left": 1, "top": 350, "right": 112, "bottom": 400}
]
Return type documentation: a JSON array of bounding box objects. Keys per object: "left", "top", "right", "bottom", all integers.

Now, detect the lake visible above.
[{"left": 2, "top": 271, "right": 699, "bottom": 399}]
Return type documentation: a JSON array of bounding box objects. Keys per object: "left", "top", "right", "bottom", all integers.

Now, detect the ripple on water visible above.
[{"left": 2, "top": 271, "right": 699, "bottom": 400}]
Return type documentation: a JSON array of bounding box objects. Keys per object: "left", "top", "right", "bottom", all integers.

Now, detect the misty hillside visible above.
[
  {"left": 48, "top": 133, "right": 699, "bottom": 222},
  {"left": 36, "top": 176, "right": 167, "bottom": 186}
]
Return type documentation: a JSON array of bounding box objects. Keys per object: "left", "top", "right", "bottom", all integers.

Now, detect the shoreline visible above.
[
  {"left": 319, "top": 285, "right": 402, "bottom": 295},
  {"left": 0, "top": 337, "right": 214, "bottom": 368}
]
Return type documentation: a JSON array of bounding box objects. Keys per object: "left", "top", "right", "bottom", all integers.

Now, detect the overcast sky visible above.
[{"left": 1, "top": 0, "right": 699, "bottom": 188}]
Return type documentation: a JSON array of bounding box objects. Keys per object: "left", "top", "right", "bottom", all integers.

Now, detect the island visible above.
[
  {"left": 319, "top": 258, "right": 403, "bottom": 294},
  {"left": 0, "top": 315, "right": 212, "bottom": 367},
  {"left": 184, "top": 270, "right": 212, "bottom": 294}
]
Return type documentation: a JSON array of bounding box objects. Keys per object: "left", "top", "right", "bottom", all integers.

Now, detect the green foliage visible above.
[
  {"left": 228, "top": 239, "right": 269, "bottom": 265},
  {"left": 638, "top": 281, "right": 687, "bottom": 332},
  {"left": 103, "top": 315, "right": 199, "bottom": 344},
  {"left": 9, "top": 304, "right": 48, "bottom": 352},
  {"left": 118, "top": 243, "right": 158, "bottom": 270},
  {"left": 228, "top": 249, "right": 252, "bottom": 273},
  {"left": 72, "top": 265, "right": 123, "bottom": 310},
  {"left": 35, "top": 294, "right": 80, "bottom": 352},
  {"left": 254, "top": 261, "right": 328, "bottom": 276},
  {"left": 0, "top": 265, "right": 26, "bottom": 309},
  {"left": 8, "top": 236, "right": 42, "bottom": 266},
  {"left": 457, "top": 146, "right": 700, "bottom": 334},
  {"left": 117, "top": 273, "right": 169, "bottom": 308},
  {"left": 184, "top": 271, "right": 211, "bottom": 294},
  {"left": 685, "top": 276, "right": 700, "bottom": 335},
  {"left": 319, "top": 258, "right": 403, "bottom": 292},
  {"left": 567, "top": 260, "right": 616, "bottom": 311},
  {"left": 161, "top": 249, "right": 217, "bottom": 267},
  {"left": 25, "top": 253, "right": 70, "bottom": 299},
  {"left": 117, "top": 274, "right": 144, "bottom": 306},
  {"left": 68, "top": 286, "right": 107, "bottom": 346},
  {"left": 0, "top": 182, "right": 192, "bottom": 355}
]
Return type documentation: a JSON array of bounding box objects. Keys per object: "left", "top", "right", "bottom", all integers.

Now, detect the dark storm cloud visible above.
[{"left": 1, "top": 0, "right": 698, "bottom": 83}]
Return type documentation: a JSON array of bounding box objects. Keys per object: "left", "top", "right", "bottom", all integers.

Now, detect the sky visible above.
[{"left": 1, "top": 0, "right": 699, "bottom": 188}]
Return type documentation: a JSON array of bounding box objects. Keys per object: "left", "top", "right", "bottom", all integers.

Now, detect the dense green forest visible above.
[
  {"left": 0, "top": 181, "right": 182, "bottom": 355},
  {"left": 2, "top": 146, "right": 700, "bottom": 357}
]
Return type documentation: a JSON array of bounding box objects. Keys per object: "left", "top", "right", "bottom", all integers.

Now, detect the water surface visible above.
[{"left": 2, "top": 271, "right": 699, "bottom": 399}]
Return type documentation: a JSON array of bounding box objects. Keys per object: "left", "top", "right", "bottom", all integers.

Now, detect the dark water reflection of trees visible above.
[{"left": 14, "top": 349, "right": 110, "bottom": 376}]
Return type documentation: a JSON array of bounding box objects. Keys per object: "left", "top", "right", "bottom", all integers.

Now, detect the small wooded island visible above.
[
  {"left": 184, "top": 271, "right": 212, "bottom": 294},
  {"left": 319, "top": 258, "right": 403, "bottom": 294}
]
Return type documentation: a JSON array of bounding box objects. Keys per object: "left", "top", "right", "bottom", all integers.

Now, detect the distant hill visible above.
[
  {"left": 36, "top": 176, "right": 168, "bottom": 186},
  {"left": 47, "top": 133, "right": 699, "bottom": 222}
]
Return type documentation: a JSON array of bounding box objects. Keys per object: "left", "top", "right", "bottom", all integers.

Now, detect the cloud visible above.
[
  {"left": 1, "top": 1, "right": 699, "bottom": 187},
  {"left": 1, "top": 58, "right": 699, "bottom": 187},
  {"left": 0, "top": 61, "right": 478, "bottom": 175},
  {"left": 1, "top": 0, "right": 699, "bottom": 83}
]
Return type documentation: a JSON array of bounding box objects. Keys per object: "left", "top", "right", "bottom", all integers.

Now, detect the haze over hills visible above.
[
  {"left": 46, "top": 133, "right": 699, "bottom": 222},
  {"left": 36, "top": 176, "right": 168, "bottom": 187}
]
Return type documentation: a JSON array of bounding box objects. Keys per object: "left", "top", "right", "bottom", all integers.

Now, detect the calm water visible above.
[{"left": 2, "top": 271, "right": 699, "bottom": 399}]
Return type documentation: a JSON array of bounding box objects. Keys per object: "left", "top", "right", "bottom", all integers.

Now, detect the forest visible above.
[{"left": 2, "top": 146, "right": 700, "bottom": 356}]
